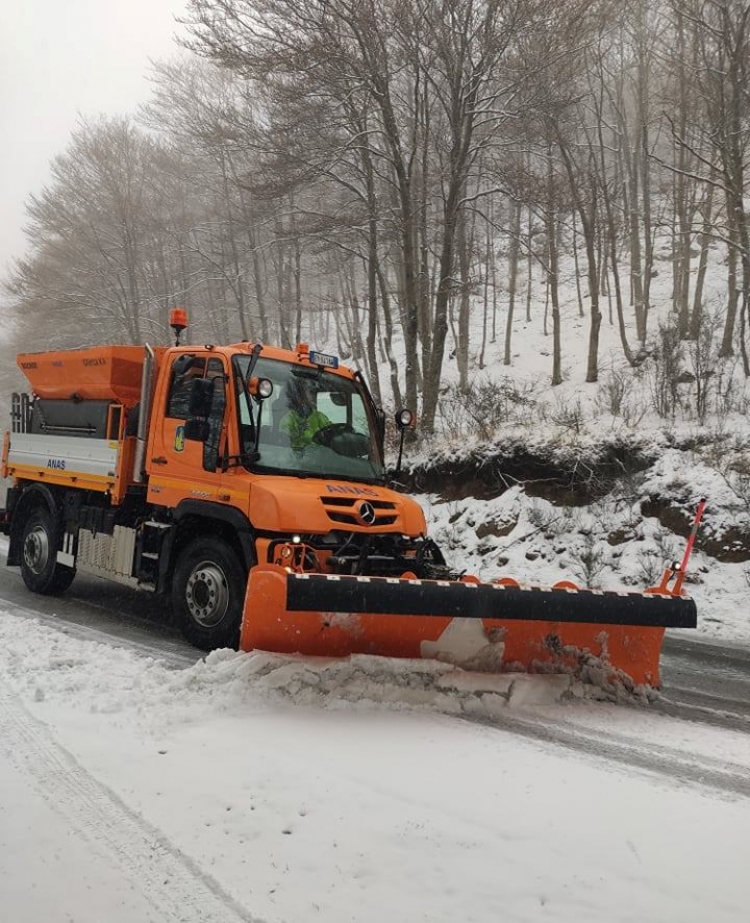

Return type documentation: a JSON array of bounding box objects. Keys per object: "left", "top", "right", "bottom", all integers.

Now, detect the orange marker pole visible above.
[{"left": 673, "top": 498, "right": 707, "bottom": 595}]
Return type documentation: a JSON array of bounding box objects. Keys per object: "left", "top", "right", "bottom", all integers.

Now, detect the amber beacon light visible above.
[{"left": 169, "top": 307, "right": 189, "bottom": 345}]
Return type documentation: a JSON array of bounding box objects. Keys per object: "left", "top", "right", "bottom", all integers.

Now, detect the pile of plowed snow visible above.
[{"left": 1, "top": 613, "right": 616, "bottom": 726}]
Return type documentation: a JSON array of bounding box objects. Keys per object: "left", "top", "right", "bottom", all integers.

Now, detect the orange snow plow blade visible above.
[{"left": 240, "top": 565, "right": 697, "bottom": 687}]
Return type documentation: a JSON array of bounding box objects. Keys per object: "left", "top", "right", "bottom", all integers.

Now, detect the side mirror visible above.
[
  {"left": 188, "top": 378, "right": 214, "bottom": 417},
  {"left": 184, "top": 419, "right": 210, "bottom": 442}
]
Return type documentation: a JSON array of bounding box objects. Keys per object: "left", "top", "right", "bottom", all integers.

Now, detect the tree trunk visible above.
[
  {"left": 422, "top": 189, "right": 460, "bottom": 431},
  {"left": 546, "top": 158, "right": 562, "bottom": 386},
  {"left": 376, "top": 263, "right": 403, "bottom": 409},
  {"left": 455, "top": 206, "right": 471, "bottom": 392},
  {"left": 689, "top": 180, "right": 715, "bottom": 340},
  {"left": 721, "top": 200, "right": 740, "bottom": 357},
  {"left": 504, "top": 200, "right": 521, "bottom": 366}
]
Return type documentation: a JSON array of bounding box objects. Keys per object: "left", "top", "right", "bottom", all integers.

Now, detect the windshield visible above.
[{"left": 232, "top": 355, "right": 385, "bottom": 482}]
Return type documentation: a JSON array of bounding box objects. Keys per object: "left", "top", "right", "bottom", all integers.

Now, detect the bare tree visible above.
[
  {"left": 663, "top": 1, "right": 750, "bottom": 369},
  {"left": 7, "top": 117, "right": 177, "bottom": 348}
]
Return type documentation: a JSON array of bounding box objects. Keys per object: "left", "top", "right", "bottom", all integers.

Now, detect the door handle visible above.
[{"left": 151, "top": 456, "right": 168, "bottom": 465}]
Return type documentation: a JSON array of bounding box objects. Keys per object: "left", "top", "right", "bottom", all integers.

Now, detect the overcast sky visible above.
[{"left": 0, "top": 0, "right": 189, "bottom": 278}]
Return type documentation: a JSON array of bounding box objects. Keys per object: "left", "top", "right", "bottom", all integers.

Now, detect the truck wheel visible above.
[
  {"left": 20, "top": 506, "right": 76, "bottom": 596},
  {"left": 173, "top": 537, "right": 247, "bottom": 651}
]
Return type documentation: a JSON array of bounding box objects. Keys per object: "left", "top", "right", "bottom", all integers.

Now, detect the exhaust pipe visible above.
[{"left": 133, "top": 345, "right": 155, "bottom": 483}]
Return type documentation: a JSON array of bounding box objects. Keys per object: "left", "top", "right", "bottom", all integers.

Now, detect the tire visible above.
[
  {"left": 20, "top": 505, "right": 76, "bottom": 596},
  {"left": 172, "top": 536, "right": 247, "bottom": 651}
]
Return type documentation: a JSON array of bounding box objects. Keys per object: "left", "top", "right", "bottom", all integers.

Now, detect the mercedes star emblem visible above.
[{"left": 358, "top": 501, "right": 376, "bottom": 525}]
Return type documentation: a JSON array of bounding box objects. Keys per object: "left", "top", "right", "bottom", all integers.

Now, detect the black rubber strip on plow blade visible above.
[{"left": 286, "top": 575, "right": 697, "bottom": 628}]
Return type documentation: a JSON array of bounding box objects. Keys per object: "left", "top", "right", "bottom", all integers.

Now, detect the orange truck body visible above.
[{"left": 1, "top": 339, "right": 697, "bottom": 686}]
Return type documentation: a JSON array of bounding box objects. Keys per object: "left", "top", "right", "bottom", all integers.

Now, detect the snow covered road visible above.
[
  {"left": 656, "top": 634, "right": 750, "bottom": 731},
  {"left": 1, "top": 594, "right": 749, "bottom": 923},
  {"left": 0, "top": 684, "right": 258, "bottom": 923}
]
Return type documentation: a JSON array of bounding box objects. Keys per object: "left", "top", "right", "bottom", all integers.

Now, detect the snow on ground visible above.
[
  {"left": 1, "top": 611, "right": 748, "bottom": 923},
  {"left": 404, "top": 233, "right": 750, "bottom": 448},
  {"left": 0, "top": 752, "right": 161, "bottom": 923},
  {"left": 413, "top": 436, "right": 750, "bottom": 645}
]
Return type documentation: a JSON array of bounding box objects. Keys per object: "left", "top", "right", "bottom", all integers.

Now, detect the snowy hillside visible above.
[{"left": 377, "top": 242, "right": 750, "bottom": 646}]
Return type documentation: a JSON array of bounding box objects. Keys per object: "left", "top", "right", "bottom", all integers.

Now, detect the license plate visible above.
[{"left": 309, "top": 350, "right": 339, "bottom": 369}]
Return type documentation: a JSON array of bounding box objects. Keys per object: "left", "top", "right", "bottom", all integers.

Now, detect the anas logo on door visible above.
[{"left": 174, "top": 424, "right": 185, "bottom": 452}]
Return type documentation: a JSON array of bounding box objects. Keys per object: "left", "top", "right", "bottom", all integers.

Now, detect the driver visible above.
[{"left": 280, "top": 379, "right": 331, "bottom": 451}]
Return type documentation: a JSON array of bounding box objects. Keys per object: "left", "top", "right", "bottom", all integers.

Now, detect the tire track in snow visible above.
[
  {"left": 0, "top": 682, "right": 261, "bottom": 923},
  {"left": 462, "top": 709, "right": 750, "bottom": 800},
  {"left": 651, "top": 687, "right": 750, "bottom": 733},
  {"left": 657, "top": 635, "right": 750, "bottom": 732},
  {"left": 0, "top": 592, "right": 196, "bottom": 669}
]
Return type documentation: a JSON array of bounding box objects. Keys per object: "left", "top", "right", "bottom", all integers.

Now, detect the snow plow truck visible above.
[{"left": 1, "top": 311, "right": 699, "bottom": 687}]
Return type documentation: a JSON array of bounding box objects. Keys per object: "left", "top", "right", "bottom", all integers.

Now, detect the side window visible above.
[
  {"left": 351, "top": 395, "right": 369, "bottom": 433},
  {"left": 317, "top": 391, "right": 347, "bottom": 425},
  {"left": 167, "top": 357, "right": 206, "bottom": 419},
  {"left": 316, "top": 391, "right": 368, "bottom": 433},
  {"left": 203, "top": 358, "right": 227, "bottom": 472}
]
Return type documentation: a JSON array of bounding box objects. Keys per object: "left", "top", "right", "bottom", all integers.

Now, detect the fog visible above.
[{"left": 0, "top": 0, "right": 187, "bottom": 275}]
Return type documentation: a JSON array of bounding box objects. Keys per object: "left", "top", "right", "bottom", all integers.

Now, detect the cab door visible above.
[{"left": 147, "top": 353, "right": 230, "bottom": 508}]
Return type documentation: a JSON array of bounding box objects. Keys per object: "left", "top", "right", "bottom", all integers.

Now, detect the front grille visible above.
[{"left": 321, "top": 496, "right": 397, "bottom": 527}]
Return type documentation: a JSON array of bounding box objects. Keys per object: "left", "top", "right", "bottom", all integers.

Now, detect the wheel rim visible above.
[
  {"left": 23, "top": 525, "right": 50, "bottom": 575},
  {"left": 185, "top": 560, "right": 230, "bottom": 628}
]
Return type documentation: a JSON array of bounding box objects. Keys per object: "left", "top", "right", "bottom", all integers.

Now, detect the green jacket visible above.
[{"left": 280, "top": 408, "right": 331, "bottom": 450}]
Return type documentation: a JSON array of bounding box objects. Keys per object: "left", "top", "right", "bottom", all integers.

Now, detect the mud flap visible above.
[{"left": 240, "top": 566, "right": 697, "bottom": 687}]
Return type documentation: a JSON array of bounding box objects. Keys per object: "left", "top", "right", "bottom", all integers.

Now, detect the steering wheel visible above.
[
  {"left": 313, "top": 423, "right": 370, "bottom": 458},
  {"left": 312, "top": 422, "right": 351, "bottom": 447}
]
